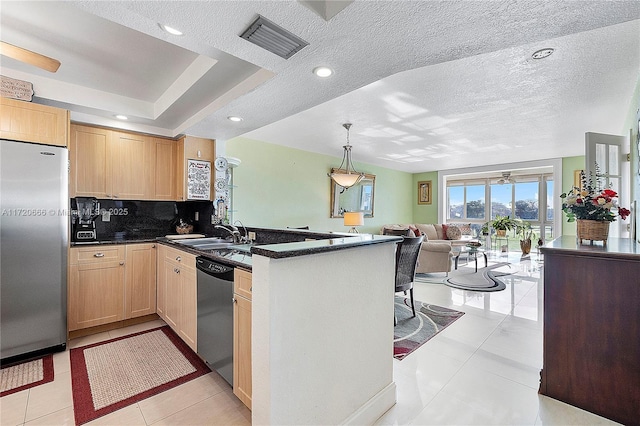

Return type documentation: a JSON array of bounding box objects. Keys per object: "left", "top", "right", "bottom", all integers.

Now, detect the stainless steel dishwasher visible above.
[{"left": 196, "top": 256, "right": 234, "bottom": 386}]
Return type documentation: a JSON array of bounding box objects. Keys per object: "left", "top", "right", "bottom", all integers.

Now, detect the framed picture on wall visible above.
[
  {"left": 417, "top": 180, "right": 432, "bottom": 205},
  {"left": 574, "top": 169, "right": 584, "bottom": 191}
]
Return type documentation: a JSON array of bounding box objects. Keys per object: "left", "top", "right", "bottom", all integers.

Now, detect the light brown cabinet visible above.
[
  {"left": 68, "top": 245, "right": 126, "bottom": 331},
  {"left": 69, "top": 124, "right": 111, "bottom": 198},
  {"left": 68, "top": 243, "right": 157, "bottom": 331},
  {"left": 176, "top": 135, "right": 215, "bottom": 201},
  {"left": 149, "top": 137, "right": 177, "bottom": 200},
  {"left": 157, "top": 245, "right": 197, "bottom": 351},
  {"left": 233, "top": 268, "right": 252, "bottom": 409},
  {"left": 69, "top": 124, "right": 177, "bottom": 200},
  {"left": 0, "top": 97, "right": 69, "bottom": 146},
  {"left": 125, "top": 243, "right": 157, "bottom": 319}
]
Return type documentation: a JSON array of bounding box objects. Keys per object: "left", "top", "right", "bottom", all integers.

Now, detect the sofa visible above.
[{"left": 382, "top": 223, "right": 476, "bottom": 274}]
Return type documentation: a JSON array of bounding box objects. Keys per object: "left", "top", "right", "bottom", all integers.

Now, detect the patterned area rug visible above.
[
  {"left": 70, "top": 326, "right": 210, "bottom": 425},
  {"left": 415, "top": 262, "right": 514, "bottom": 292},
  {"left": 394, "top": 296, "right": 464, "bottom": 360},
  {"left": 0, "top": 354, "right": 54, "bottom": 397}
]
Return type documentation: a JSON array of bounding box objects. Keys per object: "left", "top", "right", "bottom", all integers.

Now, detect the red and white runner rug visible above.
[
  {"left": 70, "top": 326, "right": 210, "bottom": 425},
  {"left": 1, "top": 354, "right": 54, "bottom": 397}
]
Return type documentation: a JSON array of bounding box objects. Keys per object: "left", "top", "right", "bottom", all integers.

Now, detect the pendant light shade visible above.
[{"left": 328, "top": 123, "right": 365, "bottom": 189}]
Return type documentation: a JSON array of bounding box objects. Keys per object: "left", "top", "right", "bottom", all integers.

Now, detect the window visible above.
[{"left": 447, "top": 172, "right": 554, "bottom": 238}]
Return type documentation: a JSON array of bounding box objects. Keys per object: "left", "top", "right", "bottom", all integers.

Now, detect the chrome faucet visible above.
[
  {"left": 215, "top": 224, "right": 241, "bottom": 244},
  {"left": 234, "top": 220, "right": 249, "bottom": 243}
]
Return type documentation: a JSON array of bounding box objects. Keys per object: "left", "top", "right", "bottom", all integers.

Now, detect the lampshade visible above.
[
  {"left": 344, "top": 212, "right": 364, "bottom": 233},
  {"left": 328, "top": 123, "right": 365, "bottom": 189}
]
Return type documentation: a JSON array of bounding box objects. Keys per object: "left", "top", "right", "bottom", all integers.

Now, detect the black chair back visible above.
[
  {"left": 383, "top": 228, "right": 412, "bottom": 236},
  {"left": 395, "top": 235, "right": 424, "bottom": 292}
]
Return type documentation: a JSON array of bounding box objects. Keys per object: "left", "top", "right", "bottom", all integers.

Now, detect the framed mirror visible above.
[{"left": 330, "top": 168, "right": 375, "bottom": 218}]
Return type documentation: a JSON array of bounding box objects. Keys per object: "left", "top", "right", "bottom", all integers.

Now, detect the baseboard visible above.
[{"left": 340, "top": 381, "right": 397, "bottom": 425}]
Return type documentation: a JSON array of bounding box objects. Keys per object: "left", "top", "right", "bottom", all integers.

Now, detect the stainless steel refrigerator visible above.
[{"left": 1, "top": 139, "right": 68, "bottom": 361}]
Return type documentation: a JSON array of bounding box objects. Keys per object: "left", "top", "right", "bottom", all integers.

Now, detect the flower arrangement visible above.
[{"left": 560, "top": 170, "right": 630, "bottom": 222}]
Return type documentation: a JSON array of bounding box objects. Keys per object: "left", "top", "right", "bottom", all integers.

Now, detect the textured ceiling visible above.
[{"left": 1, "top": 1, "right": 639, "bottom": 173}]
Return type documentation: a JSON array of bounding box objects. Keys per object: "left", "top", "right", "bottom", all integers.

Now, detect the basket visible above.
[{"left": 576, "top": 219, "right": 609, "bottom": 246}]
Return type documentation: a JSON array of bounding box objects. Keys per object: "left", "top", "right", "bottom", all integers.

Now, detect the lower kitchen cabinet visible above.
[
  {"left": 125, "top": 243, "right": 157, "bottom": 319},
  {"left": 157, "top": 244, "right": 197, "bottom": 352},
  {"left": 68, "top": 243, "right": 157, "bottom": 331},
  {"left": 233, "top": 268, "right": 252, "bottom": 409},
  {"left": 68, "top": 245, "right": 126, "bottom": 331}
]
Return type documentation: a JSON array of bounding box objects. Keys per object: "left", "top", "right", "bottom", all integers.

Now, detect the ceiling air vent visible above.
[{"left": 239, "top": 15, "right": 309, "bottom": 59}]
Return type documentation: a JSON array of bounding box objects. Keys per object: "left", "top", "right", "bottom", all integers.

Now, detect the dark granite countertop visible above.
[{"left": 72, "top": 228, "right": 401, "bottom": 270}]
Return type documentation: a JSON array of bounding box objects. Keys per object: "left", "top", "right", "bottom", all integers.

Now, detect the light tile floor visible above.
[{"left": 0, "top": 252, "right": 622, "bottom": 425}]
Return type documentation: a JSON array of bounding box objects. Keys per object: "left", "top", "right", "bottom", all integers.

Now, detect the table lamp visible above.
[{"left": 343, "top": 212, "right": 364, "bottom": 233}]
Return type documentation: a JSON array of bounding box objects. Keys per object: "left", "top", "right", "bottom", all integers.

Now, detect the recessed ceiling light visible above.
[
  {"left": 532, "top": 48, "right": 554, "bottom": 60},
  {"left": 160, "top": 24, "right": 183, "bottom": 36},
  {"left": 115, "top": 115, "right": 128, "bottom": 120},
  {"left": 227, "top": 116, "right": 243, "bottom": 122},
  {"left": 313, "top": 66, "right": 333, "bottom": 78}
]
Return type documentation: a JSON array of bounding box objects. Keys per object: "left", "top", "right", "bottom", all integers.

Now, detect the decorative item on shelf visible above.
[
  {"left": 491, "top": 215, "right": 516, "bottom": 237},
  {"left": 343, "top": 211, "right": 364, "bottom": 233},
  {"left": 560, "top": 167, "right": 630, "bottom": 246},
  {"left": 175, "top": 218, "right": 194, "bottom": 235},
  {"left": 515, "top": 219, "right": 535, "bottom": 255},
  {"left": 328, "top": 123, "right": 365, "bottom": 189}
]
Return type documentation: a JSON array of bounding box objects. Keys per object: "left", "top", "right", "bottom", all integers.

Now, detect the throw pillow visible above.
[
  {"left": 408, "top": 225, "right": 421, "bottom": 237},
  {"left": 441, "top": 224, "right": 449, "bottom": 239},
  {"left": 458, "top": 223, "right": 472, "bottom": 235},
  {"left": 446, "top": 225, "right": 462, "bottom": 240}
]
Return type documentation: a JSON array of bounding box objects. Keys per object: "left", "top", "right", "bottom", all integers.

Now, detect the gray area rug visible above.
[{"left": 416, "top": 262, "right": 514, "bottom": 292}]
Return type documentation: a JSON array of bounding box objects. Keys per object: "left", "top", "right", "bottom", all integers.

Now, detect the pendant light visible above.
[
  {"left": 497, "top": 171, "right": 515, "bottom": 185},
  {"left": 328, "top": 123, "right": 365, "bottom": 188}
]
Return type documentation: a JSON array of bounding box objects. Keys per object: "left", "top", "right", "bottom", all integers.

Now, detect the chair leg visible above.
[{"left": 410, "top": 288, "right": 416, "bottom": 318}]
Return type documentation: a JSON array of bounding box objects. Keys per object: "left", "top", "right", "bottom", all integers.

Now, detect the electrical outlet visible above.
[
  {"left": 248, "top": 231, "right": 256, "bottom": 241},
  {"left": 194, "top": 212, "right": 199, "bottom": 221}
]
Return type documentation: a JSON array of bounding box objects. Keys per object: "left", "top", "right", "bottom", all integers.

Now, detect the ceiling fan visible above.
[
  {"left": 497, "top": 171, "right": 515, "bottom": 185},
  {"left": 0, "top": 41, "right": 60, "bottom": 73}
]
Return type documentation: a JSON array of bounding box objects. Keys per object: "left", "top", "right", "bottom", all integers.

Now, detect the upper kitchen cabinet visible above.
[
  {"left": 149, "top": 137, "right": 177, "bottom": 201},
  {"left": 69, "top": 124, "right": 177, "bottom": 200},
  {"left": 111, "top": 130, "right": 150, "bottom": 200},
  {"left": 69, "top": 124, "right": 111, "bottom": 198},
  {"left": 176, "top": 135, "right": 215, "bottom": 201},
  {"left": 0, "top": 97, "right": 69, "bottom": 147}
]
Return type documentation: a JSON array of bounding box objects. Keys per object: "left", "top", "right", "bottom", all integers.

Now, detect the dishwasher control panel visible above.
[{"left": 196, "top": 257, "right": 234, "bottom": 274}]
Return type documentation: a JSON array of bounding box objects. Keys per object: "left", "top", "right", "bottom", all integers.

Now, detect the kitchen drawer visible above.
[
  {"left": 163, "top": 245, "right": 196, "bottom": 269},
  {"left": 70, "top": 245, "right": 125, "bottom": 266}
]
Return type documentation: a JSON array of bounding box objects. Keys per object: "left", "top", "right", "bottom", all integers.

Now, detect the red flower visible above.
[
  {"left": 576, "top": 198, "right": 583, "bottom": 204},
  {"left": 619, "top": 207, "right": 631, "bottom": 220},
  {"left": 602, "top": 189, "right": 617, "bottom": 197}
]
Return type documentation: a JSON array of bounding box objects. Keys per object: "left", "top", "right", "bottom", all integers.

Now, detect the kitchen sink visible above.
[{"left": 173, "top": 237, "right": 231, "bottom": 247}]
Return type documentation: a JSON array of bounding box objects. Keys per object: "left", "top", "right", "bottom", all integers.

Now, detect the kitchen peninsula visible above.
[
  {"left": 168, "top": 230, "right": 401, "bottom": 425},
  {"left": 539, "top": 237, "right": 640, "bottom": 426}
]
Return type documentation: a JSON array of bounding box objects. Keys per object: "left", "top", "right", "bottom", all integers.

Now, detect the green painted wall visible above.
[
  {"left": 411, "top": 172, "right": 439, "bottom": 224},
  {"left": 561, "top": 156, "right": 586, "bottom": 236},
  {"left": 226, "top": 137, "right": 413, "bottom": 234}
]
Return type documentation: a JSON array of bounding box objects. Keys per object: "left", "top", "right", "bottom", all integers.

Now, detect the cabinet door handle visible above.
[
  {"left": 232, "top": 297, "right": 237, "bottom": 303},
  {"left": 119, "top": 262, "right": 125, "bottom": 266},
  {"left": 250, "top": 287, "right": 252, "bottom": 292},
  {"left": 152, "top": 244, "right": 156, "bottom": 248},
  {"left": 94, "top": 253, "right": 104, "bottom": 258},
  {"left": 174, "top": 268, "right": 180, "bottom": 274},
  {"left": 176, "top": 256, "right": 181, "bottom": 262}
]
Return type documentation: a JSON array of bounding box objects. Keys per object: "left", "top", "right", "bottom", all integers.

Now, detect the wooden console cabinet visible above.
[{"left": 540, "top": 237, "right": 640, "bottom": 426}]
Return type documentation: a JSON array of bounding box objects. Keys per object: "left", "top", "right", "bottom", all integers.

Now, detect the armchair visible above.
[{"left": 415, "top": 241, "right": 454, "bottom": 274}]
